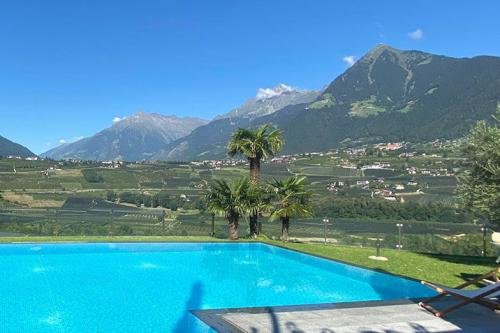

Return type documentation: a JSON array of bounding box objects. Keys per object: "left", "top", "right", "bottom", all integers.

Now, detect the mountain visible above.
[
  {"left": 216, "top": 84, "right": 320, "bottom": 120},
  {"left": 159, "top": 44, "right": 500, "bottom": 160},
  {"left": 42, "top": 113, "right": 207, "bottom": 161},
  {"left": 41, "top": 45, "right": 500, "bottom": 161},
  {"left": 275, "top": 44, "right": 500, "bottom": 153},
  {"left": 0, "top": 135, "right": 35, "bottom": 158},
  {"left": 153, "top": 85, "right": 320, "bottom": 160}
]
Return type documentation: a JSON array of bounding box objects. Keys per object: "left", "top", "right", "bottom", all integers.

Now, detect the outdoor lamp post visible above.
[
  {"left": 323, "top": 217, "right": 330, "bottom": 245},
  {"left": 211, "top": 213, "right": 215, "bottom": 237},
  {"left": 396, "top": 223, "right": 404, "bottom": 250},
  {"left": 480, "top": 224, "right": 487, "bottom": 257}
]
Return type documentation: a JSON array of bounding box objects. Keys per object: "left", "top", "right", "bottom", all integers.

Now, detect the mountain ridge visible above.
[
  {"left": 41, "top": 113, "right": 208, "bottom": 161},
  {"left": 152, "top": 86, "right": 320, "bottom": 160},
  {"left": 0, "top": 135, "right": 36, "bottom": 158},
  {"left": 158, "top": 44, "right": 500, "bottom": 160},
  {"left": 277, "top": 45, "right": 500, "bottom": 153},
  {"left": 216, "top": 84, "right": 320, "bottom": 120},
  {"left": 40, "top": 44, "right": 500, "bottom": 161}
]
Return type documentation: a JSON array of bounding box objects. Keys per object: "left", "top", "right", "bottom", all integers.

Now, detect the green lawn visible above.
[
  {"left": 264, "top": 241, "right": 496, "bottom": 286},
  {"left": 0, "top": 236, "right": 495, "bottom": 286}
]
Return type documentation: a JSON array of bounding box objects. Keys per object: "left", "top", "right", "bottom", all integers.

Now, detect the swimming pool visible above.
[{"left": 0, "top": 242, "right": 435, "bottom": 332}]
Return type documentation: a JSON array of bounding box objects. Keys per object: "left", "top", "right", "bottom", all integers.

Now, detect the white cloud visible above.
[
  {"left": 408, "top": 28, "right": 424, "bottom": 40},
  {"left": 112, "top": 117, "right": 123, "bottom": 123},
  {"left": 256, "top": 83, "right": 295, "bottom": 100},
  {"left": 343, "top": 56, "right": 356, "bottom": 67},
  {"left": 57, "top": 136, "right": 84, "bottom": 146}
]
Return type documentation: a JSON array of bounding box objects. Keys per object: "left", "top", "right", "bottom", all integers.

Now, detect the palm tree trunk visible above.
[
  {"left": 249, "top": 214, "right": 258, "bottom": 237},
  {"left": 249, "top": 157, "right": 262, "bottom": 234},
  {"left": 228, "top": 216, "right": 239, "bottom": 240},
  {"left": 248, "top": 157, "right": 261, "bottom": 185},
  {"left": 281, "top": 217, "right": 290, "bottom": 242}
]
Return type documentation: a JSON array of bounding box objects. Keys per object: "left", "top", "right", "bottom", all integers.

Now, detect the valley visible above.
[{"left": 0, "top": 139, "right": 492, "bottom": 256}]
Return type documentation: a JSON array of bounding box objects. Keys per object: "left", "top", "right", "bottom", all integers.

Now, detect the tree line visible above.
[{"left": 314, "top": 197, "right": 473, "bottom": 223}]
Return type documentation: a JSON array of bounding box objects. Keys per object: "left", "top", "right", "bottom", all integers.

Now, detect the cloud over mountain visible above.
[{"left": 256, "top": 84, "right": 295, "bottom": 100}]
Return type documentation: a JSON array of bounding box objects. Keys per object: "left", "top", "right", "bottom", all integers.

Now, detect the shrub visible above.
[{"left": 82, "top": 169, "right": 104, "bottom": 183}]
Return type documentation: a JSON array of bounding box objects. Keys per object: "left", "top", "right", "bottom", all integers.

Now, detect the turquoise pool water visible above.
[{"left": 0, "top": 242, "right": 435, "bottom": 332}]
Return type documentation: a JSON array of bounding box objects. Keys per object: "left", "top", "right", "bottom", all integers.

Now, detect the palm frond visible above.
[
  {"left": 267, "top": 175, "right": 313, "bottom": 221},
  {"left": 226, "top": 123, "right": 284, "bottom": 160},
  {"left": 205, "top": 177, "right": 250, "bottom": 218}
]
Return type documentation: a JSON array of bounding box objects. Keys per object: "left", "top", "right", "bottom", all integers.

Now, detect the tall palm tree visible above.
[
  {"left": 267, "top": 176, "right": 313, "bottom": 242},
  {"left": 228, "top": 124, "right": 284, "bottom": 235},
  {"left": 227, "top": 123, "right": 284, "bottom": 184},
  {"left": 205, "top": 177, "right": 250, "bottom": 240}
]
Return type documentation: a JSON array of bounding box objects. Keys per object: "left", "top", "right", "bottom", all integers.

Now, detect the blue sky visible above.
[{"left": 1, "top": 1, "right": 499, "bottom": 154}]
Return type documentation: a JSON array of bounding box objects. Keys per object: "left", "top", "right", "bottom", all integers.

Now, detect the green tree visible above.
[
  {"left": 82, "top": 169, "right": 104, "bottom": 183},
  {"left": 205, "top": 177, "right": 250, "bottom": 240},
  {"left": 457, "top": 110, "right": 500, "bottom": 229},
  {"left": 106, "top": 190, "right": 117, "bottom": 202},
  {"left": 267, "top": 176, "right": 313, "bottom": 241}
]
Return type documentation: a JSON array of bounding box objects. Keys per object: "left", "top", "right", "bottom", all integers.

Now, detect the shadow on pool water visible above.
[{"left": 172, "top": 281, "right": 204, "bottom": 332}]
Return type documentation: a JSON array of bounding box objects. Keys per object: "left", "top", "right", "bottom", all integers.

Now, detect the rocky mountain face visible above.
[
  {"left": 0, "top": 135, "right": 36, "bottom": 158},
  {"left": 41, "top": 113, "right": 207, "bottom": 161}
]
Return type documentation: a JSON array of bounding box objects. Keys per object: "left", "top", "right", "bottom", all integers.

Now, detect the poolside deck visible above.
[{"left": 193, "top": 299, "right": 500, "bottom": 332}]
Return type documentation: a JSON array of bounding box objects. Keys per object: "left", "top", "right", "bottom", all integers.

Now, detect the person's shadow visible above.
[{"left": 172, "top": 281, "right": 204, "bottom": 333}]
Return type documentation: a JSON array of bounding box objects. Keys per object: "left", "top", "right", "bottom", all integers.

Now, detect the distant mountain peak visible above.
[
  {"left": 360, "top": 44, "right": 432, "bottom": 65},
  {"left": 111, "top": 112, "right": 207, "bottom": 130},
  {"left": 215, "top": 85, "right": 320, "bottom": 121},
  {"left": 256, "top": 83, "right": 296, "bottom": 100},
  {"left": 42, "top": 112, "right": 208, "bottom": 161},
  {"left": 370, "top": 43, "right": 397, "bottom": 52}
]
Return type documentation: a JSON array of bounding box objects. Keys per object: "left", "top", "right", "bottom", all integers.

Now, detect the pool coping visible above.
[{"left": 190, "top": 298, "right": 425, "bottom": 333}]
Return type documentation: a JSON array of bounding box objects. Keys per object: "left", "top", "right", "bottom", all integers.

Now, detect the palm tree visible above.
[
  {"left": 227, "top": 123, "right": 284, "bottom": 184},
  {"left": 205, "top": 177, "right": 249, "bottom": 240},
  {"left": 245, "top": 183, "right": 272, "bottom": 236},
  {"left": 267, "top": 176, "right": 313, "bottom": 242},
  {"left": 228, "top": 124, "right": 284, "bottom": 235}
]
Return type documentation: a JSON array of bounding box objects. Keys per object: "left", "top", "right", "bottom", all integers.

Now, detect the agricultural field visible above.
[
  {"left": 0, "top": 141, "right": 488, "bottom": 256},
  {"left": 0, "top": 143, "right": 464, "bottom": 213}
]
